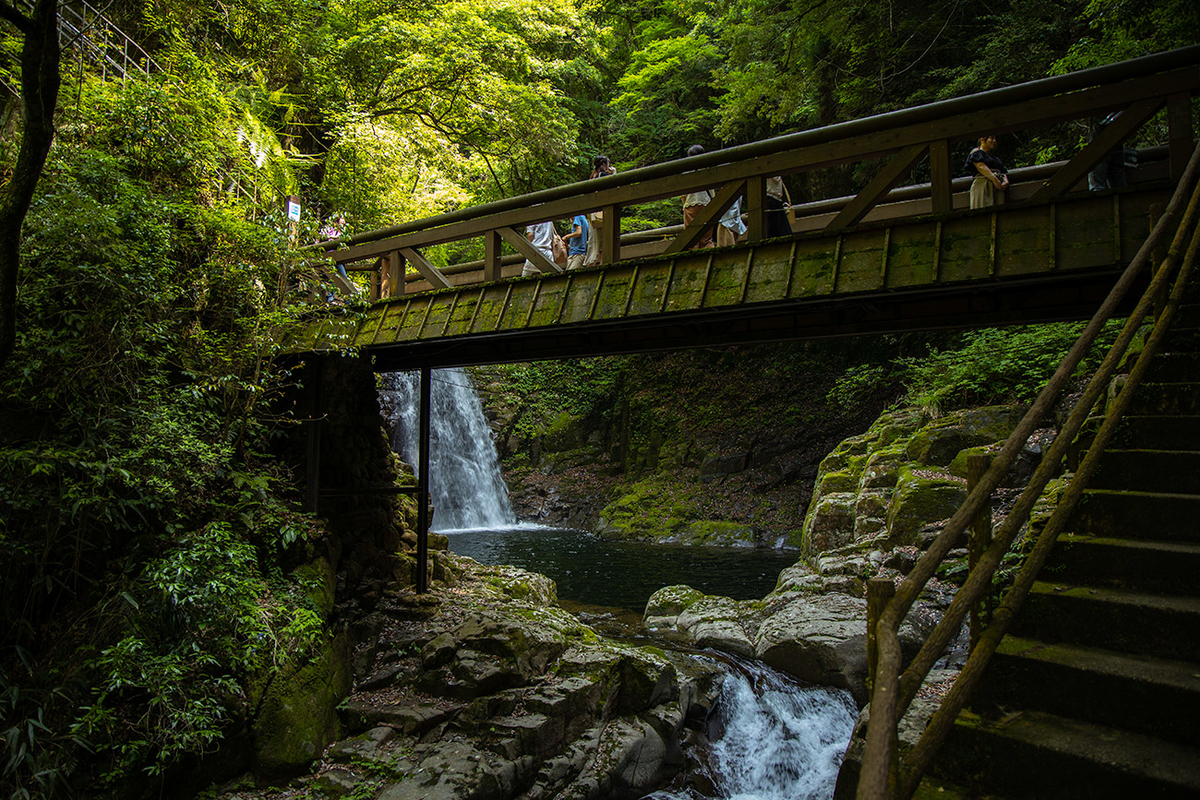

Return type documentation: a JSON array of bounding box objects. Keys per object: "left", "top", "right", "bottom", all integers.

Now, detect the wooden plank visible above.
[
  {"left": 498, "top": 226, "right": 563, "bottom": 274},
  {"left": 826, "top": 143, "right": 927, "bottom": 232},
  {"left": 1028, "top": 97, "right": 1163, "bottom": 203},
  {"left": 326, "top": 69, "right": 1200, "bottom": 266},
  {"left": 400, "top": 247, "right": 453, "bottom": 290}
]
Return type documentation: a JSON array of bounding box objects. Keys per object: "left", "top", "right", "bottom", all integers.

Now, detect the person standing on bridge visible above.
[
  {"left": 682, "top": 144, "right": 716, "bottom": 249},
  {"left": 563, "top": 212, "right": 590, "bottom": 270},
  {"left": 967, "top": 134, "right": 1009, "bottom": 209},
  {"left": 585, "top": 156, "right": 616, "bottom": 266},
  {"left": 522, "top": 221, "right": 558, "bottom": 277},
  {"left": 765, "top": 176, "right": 793, "bottom": 238}
]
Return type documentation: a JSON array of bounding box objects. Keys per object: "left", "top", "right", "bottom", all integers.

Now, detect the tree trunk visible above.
[{"left": 0, "top": 0, "right": 60, "bottom": 370}]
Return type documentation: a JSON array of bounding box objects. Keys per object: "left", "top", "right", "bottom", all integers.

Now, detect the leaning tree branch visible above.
[{"left": 0, "top": 0, "right": 60, "bottom": 370}]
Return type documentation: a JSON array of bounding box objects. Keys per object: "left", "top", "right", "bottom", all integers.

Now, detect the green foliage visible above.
[
  {"left": 485, "top": 357, "right": 628, "bottom": 441},
  {"left": 897, "top": 321, "right": 1124, "bottom": 414},
  {"left": 1, "top": 48, "right": 328, "bottom": 797}
]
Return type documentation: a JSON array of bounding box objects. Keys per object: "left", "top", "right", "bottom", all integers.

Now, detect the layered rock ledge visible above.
[{"left": 216, "top": 555, "right": 723, "bottom": 800}]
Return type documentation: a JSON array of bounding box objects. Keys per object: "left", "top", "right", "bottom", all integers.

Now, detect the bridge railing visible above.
[
  {"left": 303, "top": 46, "right": 1200, "bottom": 301},
  {"left": 854, "top": 137, "right": 1200, "bottom": 799}
]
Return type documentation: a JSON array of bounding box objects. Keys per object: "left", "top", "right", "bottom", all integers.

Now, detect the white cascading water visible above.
[
  {"left": 649, "top": 657, "right": 858, "bottom": 800},
  {"left": 380, "top": 368, "right": 516, "bottom": 531}
]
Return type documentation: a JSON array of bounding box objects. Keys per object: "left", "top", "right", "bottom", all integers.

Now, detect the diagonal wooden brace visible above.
[
  {"left": 498, "top": 226, "right": 563, "bottom": 274},
  {"left": 665, "top": 180, "right": 746, "bottom": 254},
  {"left": 1029, "top": 98, "right": 1164, "bottom": 203},
  {"left": 826, "top": 143, "right": 928, "bottom": 232},
  {"left": 400, "top": 247, "right": 453, "bottom": 289}
]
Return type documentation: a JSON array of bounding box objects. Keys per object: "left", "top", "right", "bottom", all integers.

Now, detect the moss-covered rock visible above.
[
  {"left": 644, "top": 584, "right": 706, "bottom": 620},
  {"left": 904, "top": 405, "right": 1025, "bottom": 466},
  {"left": 801, "top": 405, "right": 1023, "bottom": 556},
  {"left": 885, "top": 466, "right": 967, "bottom": 546},
  {"left": 802, "top": 493, "right": 858, "bottom": 554},
  {"left": 250, "top": 631, "right": 353, "bottom": 781},
  {"left": 597, "top": 479, "right": 696, "bottom": 540},
  {"left": 677, "top": 520, "right": 756, "bottom": 546}
]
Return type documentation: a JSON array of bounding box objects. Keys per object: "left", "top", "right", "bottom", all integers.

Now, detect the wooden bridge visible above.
[{"left": 291, "top": 46, "right": 1200, "bottom": 370}]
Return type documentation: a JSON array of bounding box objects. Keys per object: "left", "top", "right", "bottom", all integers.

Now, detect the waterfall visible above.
[
  {"left": 380, "top": 368, "right": 516, "bottom": 531},
  {"left": 649, "top": 656, "right": 857, "bottom": 800}
]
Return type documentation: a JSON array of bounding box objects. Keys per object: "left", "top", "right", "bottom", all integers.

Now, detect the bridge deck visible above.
[{"left": 294, "top": 184, "right": 1168, "bottom": 369}]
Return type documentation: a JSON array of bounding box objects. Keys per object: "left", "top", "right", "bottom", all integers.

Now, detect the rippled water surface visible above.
[{"left": 444, "top": 525, "right": 799, "bottom": 612}]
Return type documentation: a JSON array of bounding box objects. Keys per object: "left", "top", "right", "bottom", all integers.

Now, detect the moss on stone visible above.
[
  {"left": 250, "top": 631, "right": 353, "bottom": 781},
  {"left": 293, "top": 556, "right": 337, "bottom": 619},
  {"left": 678, "top": 520, "right": 756, "bottom": 546},
  {"left": 886, "top": 466, "right": 967, "bottom": 546}
]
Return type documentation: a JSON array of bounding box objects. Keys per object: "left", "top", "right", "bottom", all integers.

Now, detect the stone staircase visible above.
[{"left": 923, "top": 281, "right": 1200, "bottom": 797}]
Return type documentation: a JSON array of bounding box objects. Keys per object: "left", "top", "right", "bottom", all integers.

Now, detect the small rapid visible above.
[{"left": 649, "top": 656, "right": 857, "bottom": 800}]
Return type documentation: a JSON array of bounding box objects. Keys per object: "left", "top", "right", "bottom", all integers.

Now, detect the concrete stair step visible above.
[
  {"left": 1089, "top": 448, "right": 1200, "bottom": 493},
  {"left": 1125, "top": 382, "right": 1200, "bottom": 415},
  {"left": 1163, "top": 326, "right": 1200, "bottom": 353},
  {"left": 1107, "top": 414, "right": 1200, "bottom": 449},
  {"left": 977, "top": 635, "right": 1200, "bottom": 747},
  {"left": 1172, "top": 302, "right": 1200, "bottom": 331},
  {"left": 1045, "top": 534, "right": 1200, "bottom": 594},
  {"left": 911, "top": 776, "right": 992, "bottom": 799},
  {"left": 1073, "top": 488, "right": 1200, "bottom": 542},
  {"left": 937, "top": 709, "right": 1200, "bottom": 798},
  {"left": 1142, "top": 351, "right": 1200, "bottom": 382},
  {"left": 1015, "top": 581, "right": 1200, "bottom": 661}
]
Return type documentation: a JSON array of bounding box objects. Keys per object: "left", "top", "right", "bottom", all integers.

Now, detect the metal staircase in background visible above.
[{"left": 8, "top": 0, "right": 269, "bottom": 211}]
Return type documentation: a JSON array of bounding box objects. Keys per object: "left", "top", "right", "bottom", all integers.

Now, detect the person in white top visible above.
[{"left": 522, "top": 221, "right": 558, "bottom": 276}]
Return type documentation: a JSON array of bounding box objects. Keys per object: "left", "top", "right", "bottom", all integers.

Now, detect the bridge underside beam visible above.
[{"left": 294, "top": 186, "right": 1169, "bottom": 370}]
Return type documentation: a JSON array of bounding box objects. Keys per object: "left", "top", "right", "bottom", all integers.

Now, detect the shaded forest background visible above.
[{"left": 1, "top": 0, "right": 1197, "bottom": 797}]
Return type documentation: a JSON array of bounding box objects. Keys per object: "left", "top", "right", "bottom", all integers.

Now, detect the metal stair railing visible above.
[
  {"left": 8, "top": 0, "right": 268, "bottom": 210},
  {"left": 855, "top": 136, "right": 1200, "bottom": 800}
]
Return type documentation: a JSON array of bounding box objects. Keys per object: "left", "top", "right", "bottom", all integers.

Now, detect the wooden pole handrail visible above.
[
  {"left": 303, "top": 45, "right": 1200, "bottom": 257},
  {"left": 855, "top": 137, "right": 1200, "bottom": 800},
  {"left": 896, "top": 177, "right": 1200, "bottom": 798}
]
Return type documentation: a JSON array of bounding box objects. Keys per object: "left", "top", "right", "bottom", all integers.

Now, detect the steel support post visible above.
[{"left": 416, "top": 365, "right": 432, "bottom": 593}]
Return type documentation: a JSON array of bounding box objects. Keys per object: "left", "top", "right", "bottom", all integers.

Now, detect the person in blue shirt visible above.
[{"left": 563, "top": 213, "right": 590, "bottom": 270}]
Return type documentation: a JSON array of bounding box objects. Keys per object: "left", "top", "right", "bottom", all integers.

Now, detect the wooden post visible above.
[
  {"left": 866, "top": 577, "right": 896, "bottom": 694},
  {"left": 929, "top": 139, "right": 952, "bottom": 214},
  {"left": 601, "top": 204, "right": 621, "bottom": 265},
  {"left": 383, "top": 250, "right": 402, "bottom": 298},
  {"left": 966, "top": 453, "right": 993, "bottom": 652},
  {"left": 483, "top": 230, "right": 502, "bottom": 282},
  {"left": 415, "top": 365, "right": 432, "bottom": 593},
  {"left": 1166, "top": 92, "right": 1194, "bottom": 182},
  {"left": 745, "top": 174, "right": 766, "bottom": 243}
]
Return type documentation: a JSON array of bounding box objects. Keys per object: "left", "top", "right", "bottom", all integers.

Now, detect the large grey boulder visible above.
[
  {"left": 283, "top": 558, "right": 726, "bottom": 800},
  {"left": 753, "top": 591, "right": 938, "bottom": 707}
]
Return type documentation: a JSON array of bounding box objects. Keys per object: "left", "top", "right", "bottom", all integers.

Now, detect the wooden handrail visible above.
[
  {"left": 855, "top": 137, "right": 1200, "bottom": 800},
  {"left": 306, "top": 46, "right": 1200, "bottom": 254},
  {"left": 304, "top": 47, "right": 1200, "bottom": 302}
]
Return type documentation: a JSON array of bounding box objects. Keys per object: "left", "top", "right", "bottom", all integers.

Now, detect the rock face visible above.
[
  {"left": 645, "top": 583, "right": 937, "bottom": 707},
  {"left": 223, "top": 557, "right": 724, "bottom": 800},
  {"left": 801, "top": 406, "right": 1030, "bottom": 554}
]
